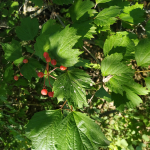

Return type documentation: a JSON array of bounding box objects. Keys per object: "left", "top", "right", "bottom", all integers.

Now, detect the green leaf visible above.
[
  {"left": 101, "top": 53, "right": 131, "bottom": 76},
  {"left": 48, "top": 25, "right": 82, "bottom": 67},
  {"left": 69, "top": 0, "right": 94, "bottom": 22},
  {"left": 20, "top": 58, "right": 41, "bottom": 81},
  {"left": 96, "top": 0, "right": 112, "bottom": 4},
  {"left": 41, "top": 19, "right": 62, "bottom": 35},
  {"left": 53, "top": 69, "right": 94, "bottom": 108},
  {"left": 25, "top": 109, "right": 63, "bottom": 150},
  {"left": 3, "top": 64, "right": 14, "bottom": 82},
  {"left": 119, "top": 3, "right": 144, "bottom": 25},
  {"left": 145, "top": 77, "right": 150, "bottom": 91},
  {"left": 26, "top": 110, "right": 110, "bottom": 150},
  {"left": 53, "top": 0, "right": 74, "bottom": 5},
  {"left": 55, "top": 111, "right": 110, "bottom": 149},
  {"left": 16, "top": 17, "right": 39, "bottom": 41},
  {"left": 1, "top": 39, "right": 22, "bottom": 61},
  {"left": 135, "top": 38, "right": 150, "bottom": 67},
  {"left": 34, "top": 34, "right": 50, "bottom": 59},
  {"left": 13, "top": 57, "right": 24, "bottom": 66},
  {"left": 94, "top": 6, "right": 120, "bottom": 26},
  {"left": 30, "top": 0, "right": 43, "bottom": 7},
  {"left": 103, "top": 32, "right": 135, "bottom": 57},
  {"left": 73, "top": 20, "right": 96, "bottom": 47},
  {"left": 95, "top": 87, "right": 111, "bottom": 102}
]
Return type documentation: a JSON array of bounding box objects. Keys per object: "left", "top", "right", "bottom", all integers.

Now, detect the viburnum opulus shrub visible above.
[{"left": 0, "top": 0, "right": 150, "bottom": 149}]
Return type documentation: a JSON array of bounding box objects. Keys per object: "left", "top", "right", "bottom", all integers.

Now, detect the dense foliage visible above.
[{"left": 0, "top": 0, "right": 150, "bottom": 149}]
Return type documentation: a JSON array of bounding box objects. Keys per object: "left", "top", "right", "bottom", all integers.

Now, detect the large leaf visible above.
[
  {"left": 25, "top": 110, "right": 110, "bottom": 150},
  {"left": 48, "top": 25, "right": 82, "bottom": 67},
  {"left": 108, "top": 73, "right": 148, "bottom": 108},
  {"left": 101, "top": 53, "right": 131, "bottom": 76},
  {"left": 25, "top": 109, "right": 63, "bottom": 150},
  {"left": 94, "top": 6, "right": 120, "bottom": 26},
  {"left": 53, "top": 0, "right": 74, "bottom": 5},
  {"left": 1, "top": 39, "right": 22, "bottom": 61},
  {"left": 145, "top": 77, "right": 150, "bottom": 91},
  {"left": 16, "top": 17, "right": 39, "bottom": 41},
  {"left": 135, "top": 38, "right": 150, "bottom": 67},
  {"left": 53, "top": 69, "right": 94, "bottom": 108},
  {"left": 69, "top": 0, "right": 94, "bottom": 22},
  {"left": 55, "top": 111, "right": 110, "bottom": 149},
  {"left": 20, "top": 58, "right": 42, "bottom": 81}
]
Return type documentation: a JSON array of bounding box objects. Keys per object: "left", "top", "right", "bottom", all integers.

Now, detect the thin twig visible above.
[
  {"left": 60, "top": 100, "right": 67, "bottom": 109},
  {"left": 135, "top": 70, "right": 150, "bottom": 73},
  {"left": 83, "top": 46, "right": 101, "bottom": 67}
]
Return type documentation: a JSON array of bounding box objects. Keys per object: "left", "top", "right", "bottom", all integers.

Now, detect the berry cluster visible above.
[
  {"left": 13, "top": 53, "right": 67, "bottom": 98},
  {"left": 39, "top": 52, "right": 67, "bottom": 97}
]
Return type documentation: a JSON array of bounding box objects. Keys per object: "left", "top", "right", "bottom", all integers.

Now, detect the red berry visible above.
[
  {"left": 14, "top": 76, "right": 19, "bottom": 81},
  {"left": 38, "top": 72, "right": 44, "bottom": 78},
  {"left": 20, "top": 73, "right": 23, "bottom": 76},
  {"left": 46, "top": 57, "right": 51, "bottom": 62},
  {"left": 23, "top": 59, "right": 28, "bottom": 63},
  {"left": 41, "top": 89, "right": 48, "bottom": 95},
  {"left": 43, "top": 52, "right": 49, "bottom": 58},
  {"left": 51, "top": 59, "right": 57, "bottom": 65},
  {"left": 48, "top": 91, "right": 54, "bottom": 97},
  {"left": 60, "top": 66, "right": 67, "bottom": 71}
]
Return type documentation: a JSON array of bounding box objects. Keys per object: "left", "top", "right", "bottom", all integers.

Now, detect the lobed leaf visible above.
[
  {"left": 25, "top": 110, "right": 110, "bottom": 150},
  {"left": 16, "top": 17, "right": 39, "bottom": 41},
  {"left": 48, "top": 25, "right": 82, "bottom": 67},
  {"left": 101, "top": 53, "right": 131, "bottom": 76},
  {"left": 53, "top": 69, "right": 94, "bottom": 108},
  {"left": 94, "top": 6, "right": 120, "bottom": 27}
]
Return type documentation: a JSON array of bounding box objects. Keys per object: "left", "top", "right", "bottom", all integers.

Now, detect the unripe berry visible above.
[
  {"left": 23, "top": 59, "right": 28, "bottom": 63},
  {"left": 51, "top": 59, "right": 57, "bottom": 65},
  {"left": 43, "top": 52, "right": 49, "bottom": 58},
  {"left": 46, "top": 57, "right": 51, "bottom": 62},
  {"left": 14, "top": 76, "right": 19, "bottom": 81},
  {"left": 41, "top": 89, "right": 48, "bottom": 95},
  {"left": 60, "top": 66, "right": 67, "bottom": 71},
  {"left": 38, "top": 72, "right": 44, "bottom": 78},
  {"left": 48, "top": 92, "right": 54, "bottom": 97}
]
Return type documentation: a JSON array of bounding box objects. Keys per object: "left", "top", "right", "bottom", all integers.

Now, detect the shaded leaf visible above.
[
  {"left": 69, "top": 0, "right": 94, "bottom": 22},
  {"left": 16, "top": 17, "right": 39, "bottom": 41},
  {"left": 20, "top": 58, "right": 41, "bottom": 81},
  {"left": 25, "top": 110, "right": 63, "bottom": 150},
  {"left": 48, "top": 25, "right": 82, "bottom": 67},
  {"left": 95, "top": 87, "right": 111, "bottom": 102},
  {"left": 1, "top": 39, "right": 22, "bottom": 61}
]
